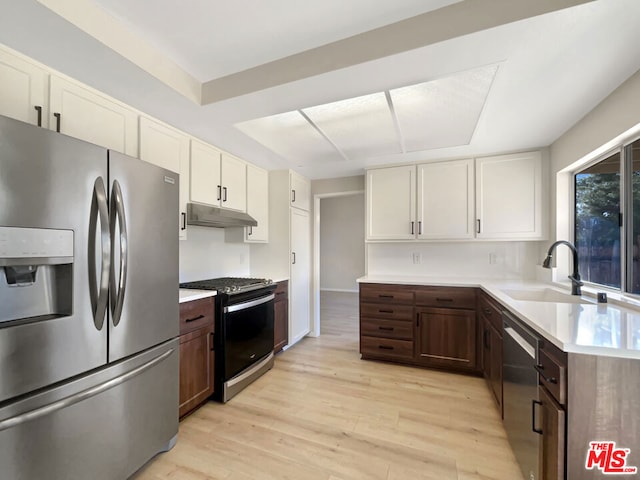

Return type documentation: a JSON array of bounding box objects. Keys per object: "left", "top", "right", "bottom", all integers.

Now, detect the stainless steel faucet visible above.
[{"left": 542, "top": 240, "right": 583, "bottom": 295}]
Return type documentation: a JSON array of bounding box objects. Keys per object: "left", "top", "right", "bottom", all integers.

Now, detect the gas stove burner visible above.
[{"left": 179, "top": 277, "right": 273, "bottom": 294}]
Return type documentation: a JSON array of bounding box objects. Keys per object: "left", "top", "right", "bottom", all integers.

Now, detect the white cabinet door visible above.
[
  {"left": 290, "top": 208, "right": 310, "bottom": 345},
  {"left": 476, "top": 151, "right": 544, "bottom": 240},
  {"left": 290, "top": 171, "right": 311, "bottom": 211},
  {"left": 0, "top": 47, "right": 49, "bottom": 127},
  {"left": 139, "top": 116, "right": 190, "bottom": 240},
  {"left": 245, "top": 164, "right": 269, "bottom": 242},
  {"left": 220, "top": 153, "right": 247, "bottom": 212},
  {"left": 417, "top": 159, "right": 474, "bottom": 240},
  {"left": 49, "top": 75, "right": 138, "bottom": 156},
  {"left": 190, "top": 140, "right": 221, "bottom": 206},
  {"left": 366, "top": 165, "right": 416, "bottom": 240}
]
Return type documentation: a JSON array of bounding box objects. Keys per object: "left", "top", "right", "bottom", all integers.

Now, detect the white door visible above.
[
  {"left": 245, "top": 164, "right": 269, "bottom": 242},
  {"left": 366, "top": 165, "right": 416, "bottom": 240},
  {"left": 0, "top": 47, "right": 49, "bottom": 127},
  {"left": 221, "top": 153, "right": 247, "bottom": 212},
  {"left": 138, "top": 116, "right": 190, "bottom": 239},
  {"left": 290, "top": 171, "right": 311, "bottom": 211},
  {"left": 417, "top": 159, "right": 474, "bottom": 240},
  {"left": 476, "top": 151, "right": 544, "bottom": 240},
  {"left": 190, "top": 139, "right": 221, "bottom": 206},
  {"left": 290, "top": 208, "right": 310, "bottom": 345},
  {"left": 49, "top": 75, "right": 138, "bottom": 156}
]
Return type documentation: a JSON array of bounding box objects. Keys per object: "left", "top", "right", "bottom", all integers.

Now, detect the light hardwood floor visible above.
[{"left": 134, "top": 291, "right": 524, "bottom": 480}]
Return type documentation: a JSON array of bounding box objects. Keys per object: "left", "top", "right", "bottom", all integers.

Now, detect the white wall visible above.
[
  {"left": 367, "top": 241, "right": 541, "bottom": 279},
  {"left": 179, "top": 227, "right": 249, "bottom": 282},
  {"left": 320, "top": 194, "right": 365, "bottom": 291}
]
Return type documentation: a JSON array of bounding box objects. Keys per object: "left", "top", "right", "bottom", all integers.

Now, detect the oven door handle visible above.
[{"left": 224, "top": 293, "right": 275, "bottom": 313}]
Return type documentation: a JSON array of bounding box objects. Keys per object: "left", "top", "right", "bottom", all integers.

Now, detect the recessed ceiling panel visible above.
[
  {"left": 303, "top": 92, "right": 401, "bottom": 159},
  {"left": 390, "top": 65, "right": 498, "bottom": 152},
  {"left": 235, "top": 112, "right": 343, "bottom": 165}
]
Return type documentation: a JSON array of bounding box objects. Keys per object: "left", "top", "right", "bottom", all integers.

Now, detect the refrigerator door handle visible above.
[
  {"left": 109, "top": 180, "right": 128, "bottom": 326},
  {"left": 88, "top": 177, "right": 111, "bottom": 330},
  {"left": 0, "top": 348, "right": 174, "bottom": 433}
]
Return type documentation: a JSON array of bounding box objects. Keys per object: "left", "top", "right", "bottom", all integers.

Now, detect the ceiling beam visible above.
[{"left": 201, "top": 0, "right": 595, "bottom": 104}]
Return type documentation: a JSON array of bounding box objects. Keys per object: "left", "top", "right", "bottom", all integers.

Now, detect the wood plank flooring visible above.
[{"left": 134, "top": 291, "right": 524, "bottom": 480}]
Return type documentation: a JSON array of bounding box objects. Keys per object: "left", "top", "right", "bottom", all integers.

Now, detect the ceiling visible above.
[{"left": 1, "top": 0, "right": 640, "bottom": 179}]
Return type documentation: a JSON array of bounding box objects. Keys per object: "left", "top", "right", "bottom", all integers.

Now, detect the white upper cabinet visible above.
[
  {"left": 366, "top": 165, "right": 416, "bottom": 241},
  {"left": 49, "top": 75, "right": 138, "bottom": 156},
  {"left": 245, "top": 164, "right": 269, "bottom": 242},
  {"left": 221, "top": 153, "right": 247, "bottom": 212},
  {"left": 417, "top": 159, "right": 474, "bottom": 240},
  {"left": 290, "top": 171, "right": 311, "bottom": 211},
  {"left": 0, "top": 47, "right": 49, "bottom": 128},
  {"left": 190, "top": 139, "right": 221, "bottom": 205},
  {"left": 138, "top": 116, "right": 190, "bottom": 239},
  {"left": 476, "top": 151, "right": 545, "bottom": 240}
]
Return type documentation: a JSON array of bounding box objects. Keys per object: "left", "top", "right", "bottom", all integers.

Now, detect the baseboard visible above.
[{"left": 320, "top": 288, "right": 358, "bottom": 293}]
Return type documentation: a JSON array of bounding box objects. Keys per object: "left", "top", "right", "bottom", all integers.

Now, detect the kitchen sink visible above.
[{"left": 501, "top": 287, "right": 593, "bottom": 304}]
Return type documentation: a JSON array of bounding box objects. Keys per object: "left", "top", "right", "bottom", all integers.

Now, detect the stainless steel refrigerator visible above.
[{"left": 0, "top": 115, "right": 179, "bottom": 479}]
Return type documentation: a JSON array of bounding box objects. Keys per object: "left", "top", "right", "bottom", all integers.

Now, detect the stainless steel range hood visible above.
[{"left": 186, "top": 203, "right": 257, "bottom": 228}]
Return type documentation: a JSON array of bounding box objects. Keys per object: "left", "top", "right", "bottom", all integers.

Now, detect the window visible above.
[{"left": 574, "top": 137, "right": 640, "bottom": 294}]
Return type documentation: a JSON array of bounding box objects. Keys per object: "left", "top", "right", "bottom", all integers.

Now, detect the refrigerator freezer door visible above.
[
  {"left": 107, "top": 150, "right": 179, "bottom": 362},
  {"left": 0, "top": 115, "right": 108, "bottom": 403},
  {"left": 0, "top": 338, "right": 179, "bottom": 480}
]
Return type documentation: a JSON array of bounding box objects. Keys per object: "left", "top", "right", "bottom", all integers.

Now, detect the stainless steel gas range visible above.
[{"left": 180, "top": 277, "right": 276, "bottom": 402}]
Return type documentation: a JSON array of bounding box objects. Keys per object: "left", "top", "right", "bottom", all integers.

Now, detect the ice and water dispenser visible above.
[{"left": 0, "top": 227, "right": 73, "bottom": 324}]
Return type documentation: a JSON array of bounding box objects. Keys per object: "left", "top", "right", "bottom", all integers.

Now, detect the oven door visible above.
[{"left": 223, "top": 292, "right": 275, "bottom": 381}]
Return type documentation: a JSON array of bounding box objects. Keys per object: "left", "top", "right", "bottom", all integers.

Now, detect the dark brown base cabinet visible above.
[
  {"left": 478, "top": 292, "right": 503, "bottom": 416},
  {"left": 178, "top": 297, "right": 215, "bottom": 419},
  {"left": 274, "top": 280, "right": 289, "bottom": 353}
]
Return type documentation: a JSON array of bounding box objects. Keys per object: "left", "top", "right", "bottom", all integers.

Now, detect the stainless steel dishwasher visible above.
[{"left": 503, "top": 311, "right": 541, "bottom": 480}]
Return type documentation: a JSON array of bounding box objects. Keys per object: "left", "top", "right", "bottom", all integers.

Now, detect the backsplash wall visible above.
[
  {"left": 179, "top": 227, "right": 250, "bottom": 282},
  {"left": 367, "top": 241, "right": 542, "bottom": 279}
]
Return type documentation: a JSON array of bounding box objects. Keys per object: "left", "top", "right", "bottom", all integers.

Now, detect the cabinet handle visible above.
[
  {"left": 209, "top": 332, "right": 214, "bottom": 351},
  {"left": 275, "top": 291, "right": 286, "bottom": 296},
  {"left": 532, "top": 399, "right": 543, "bottom": 435},
  {"left": 477, "top": 219, "right": 481, "bottom": 234},
  {"left": 379, "top": 309, "right": 393, "bottom": 314},
  {"left": 34, "top": 105, "right": 42, "bottom": 127},
  {"left": 223, "top": 186, "right": 227, "bottom": 202},
  {"left": 418, "top": 221, "right": 422, "bottom": 235},
  {"left": 292, "top": 189, "right": 296, "bottom": 203},
  {"left": 378, "top": 345, "right": 394, "bottom": 350},
  {"left": 534, "top": 364, "right": 558, "bottom": 384},
  {"left": 181, "top": 212, "right": 186, "bottom": 231},
  {"left": 416, "top": 313, "right": 420, "bottom": 327},
  {"left": 248, "top": 226, "right": 252, "bottom": 236},
  {"left": 378, "top": 294, "right": 394, "bottom": 299},
  {"left": 185, "top": 314, "right": 205, "bottom": 323},
  {"left": 292, "top": 252, "right": 296, "bottom": 264},
  {"left": 483, "top": 307, "right": 492, "bottom": 316},
  {"left": 411, "top": 221, "right": 415, "bottom": 235},
  {"left": 436, "top": 297, "right": 454, "bottom": 302},
  {"left": 378, "top": 326, "right": 394, "bottom": 331},
  {"left": 483, "top": 329, "right": 490, "bottom": 349},
  {"left": 217, "top": 185, "right": 222, "bottom": 201},
  {"left": 54, "top": 112, "right": 61, "bottom": 133}
]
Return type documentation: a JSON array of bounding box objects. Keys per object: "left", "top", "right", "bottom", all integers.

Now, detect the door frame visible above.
[{"left": 311, "top": 190, "right": 365, "bottom": 337}]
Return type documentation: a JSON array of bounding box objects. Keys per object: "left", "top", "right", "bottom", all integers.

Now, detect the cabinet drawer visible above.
[
  {"left": 179, "top": 296, "right": 215, "bottom": 335},
  {"left": 360, "top": 303, "right": 413, "bottom": 321},
  {"left": 361, "top": 336, "right": 414, "bottom": 360},
  {"left": 361, "top": 319, "right": 413, "bottom": 340},
  {"left": 415, "top": 286, "right": 476, "bottom": 309},
  {"left": 478, "top": 292, "right": 503, "bottom": 330},
  {"left": 360, "top": 284, "right": 414, "bottom": 304},
  {"left": 537, "top": 346, "right": 566, "bottom": 406}
]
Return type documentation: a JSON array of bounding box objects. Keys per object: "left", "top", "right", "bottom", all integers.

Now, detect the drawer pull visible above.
[
  {"left": 275, "top": 291, "right": 286, "bottom": 296},
  {"left": 378, "top": 345, "right": 394, "bottom": 350},
  {"left": 436, "top": 297, "right": 454, "bottom": 302},
  {"left": 378, "top": 294, "right": 394, "bottom": 299},
  {"left": 483, "top": 308, "right": 492, "bottom": 315},
  {"left": 535, "top": 364, "right": 558, "bottom": 384},
  {"left": 378, "top": 326, "right": 394, "bottom": 331},
  {"left": 379, "top": 309, "right": 394, "bottom": 314},
  {"left": 185, "top": 314, "right": 205, "bottom": 323}
]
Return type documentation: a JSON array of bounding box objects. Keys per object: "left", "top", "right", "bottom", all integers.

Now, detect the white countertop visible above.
[
  {"left": 179, "top": 289, "right": 217, "bottom": 303},
  {"left": 358, "top": 275, "right": 640, "bottom": 360}
]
